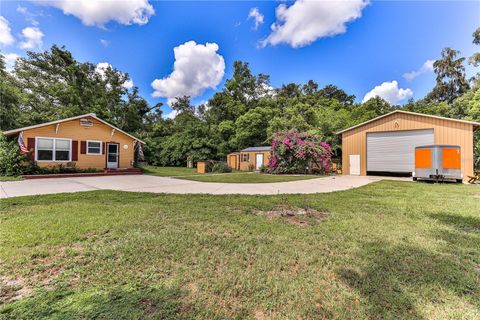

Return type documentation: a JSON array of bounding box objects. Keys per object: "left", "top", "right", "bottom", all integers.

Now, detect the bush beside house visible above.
[{"left": 0, "top": 133, "right": 25, "bottom": 176}]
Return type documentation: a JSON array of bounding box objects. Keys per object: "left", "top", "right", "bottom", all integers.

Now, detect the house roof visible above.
[
  {"left": 2, "top": 113, "right": 145, "bottom": 144},
  {"left": 241, "top": 146, "right": 272, "bottom": 152},
  {"left": 336, "top": 110, "right": 480, "bottom": 134}
]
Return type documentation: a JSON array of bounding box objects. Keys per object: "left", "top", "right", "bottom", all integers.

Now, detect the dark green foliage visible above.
[
  {"left": 427, "top": 47, "right": 469, "bottom": 103},
  {"left": 0, "top": 133, "right": 25, "bottom": 176},
  {"left": 210, "top": 162, "right": 232, "bottom": 173}
]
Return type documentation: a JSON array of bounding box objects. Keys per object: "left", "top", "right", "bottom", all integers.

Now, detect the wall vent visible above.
[{"left": 80, "top": 118, "right": 93, "bottom": 127}]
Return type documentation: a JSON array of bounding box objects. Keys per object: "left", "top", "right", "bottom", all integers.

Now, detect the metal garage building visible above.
[{"left": 338, "top": 110, "right": 480, "bottom": 181}]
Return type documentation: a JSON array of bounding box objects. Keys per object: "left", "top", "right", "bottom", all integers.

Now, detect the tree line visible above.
[{"left": 1, "top": 28, "right": 479, "bottom": 167}]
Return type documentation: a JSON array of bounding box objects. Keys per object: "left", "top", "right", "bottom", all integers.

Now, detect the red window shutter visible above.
[
  {"left": 80, "top": 141, "right": 86, "bottom": 154},
  {"left": 72, "top": 140, "right": 78, "bottom": 161},
  {"left": 103, "top": 142, "right": 106, "bottom": 155},
  {"left": 27, "top": 138, "right": 35, "bottom": 160}
]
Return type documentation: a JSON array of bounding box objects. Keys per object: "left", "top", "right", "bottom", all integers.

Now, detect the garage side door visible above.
[{"left": 367, "top": 129, "right": 434, "bottom": 173}]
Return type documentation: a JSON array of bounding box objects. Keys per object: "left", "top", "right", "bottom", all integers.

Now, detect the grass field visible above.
[
  {"left": 140, "top": 165, "right": 198, "bottom": 177},
  {"left": 1, "top": 181, "right": 479, "bottom": 319},
  {"left": 178, "top": 172, "right": 320, "bottom": 183},
  {"left": 141, "top": 165, "right": 319, "bottom": 183},
  {"left": 0, "top": 176, "right": 23, "bottom": 182}
]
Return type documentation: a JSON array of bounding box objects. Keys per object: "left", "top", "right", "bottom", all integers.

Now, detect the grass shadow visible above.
[
  {"left": 0, "top": 284, "right": 200, "bottom": 319},
  {"left": 428, "top": 212, "right": 480, "bottom": 234},
  {"left": 337, "top": 240, "right": 480, "bottom": 319}
]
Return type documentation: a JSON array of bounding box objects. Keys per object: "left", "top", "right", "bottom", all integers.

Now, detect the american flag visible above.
[
  {"left": 18, "top": 132, "right": 28, "bottom": 154},
  {"left": 136, "top": 141, "right": 145, "bottom": 161}
]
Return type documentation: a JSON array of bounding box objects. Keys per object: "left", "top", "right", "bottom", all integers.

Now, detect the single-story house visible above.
[
  {"left": 227, "top": 146, "right": 272, "bottom": 171},
  {"left": 338, "top": 110, "right": 480, "bottom": 181},
  {"left": 3, "top": 113, "right": 145, "bottom": 170}
]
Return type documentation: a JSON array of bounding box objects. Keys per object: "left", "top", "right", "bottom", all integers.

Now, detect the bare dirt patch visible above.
[
  {"left": 253, "top": 205, "right": 329, "bottom": 227},
  {"left": 0, "top": 276, "right": 32, "bottom": 304}
]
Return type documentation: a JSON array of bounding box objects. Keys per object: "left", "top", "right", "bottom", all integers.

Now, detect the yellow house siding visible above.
[
  {"left": 341, "top": 112, "right": 475, "bottom": 180},
  {"left": 238, "top": 151, "right": 271, "bottom": 171},
  {"left": 22, "top": 116, "right": 136, "bottom": 169}
]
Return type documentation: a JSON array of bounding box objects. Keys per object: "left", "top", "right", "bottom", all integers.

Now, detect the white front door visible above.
[
  {"left": 107, "top": 143, "right": 119, "bottom": 169},
  {"left": 349, "top": 154, "right": 360, "bottom": 175},
  {"left": 255, "top": 153, "right": 264, "bottom": 170}
]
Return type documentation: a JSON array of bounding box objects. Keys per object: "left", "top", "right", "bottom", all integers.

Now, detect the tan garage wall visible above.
[
  {"left": 341, "top": 112, "right": 475, "bottom": 180},
  {"left": 22, "top": 116, "right": 136, "bottom": 169}
]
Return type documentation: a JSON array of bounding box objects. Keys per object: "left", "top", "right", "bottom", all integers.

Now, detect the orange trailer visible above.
[{"left": 413, "top": 145, "right": 462, "bottom": 182}]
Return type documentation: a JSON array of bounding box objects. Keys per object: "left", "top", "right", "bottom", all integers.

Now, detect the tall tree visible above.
[
  {"left": 207, "top": 61, "right": 270, "bottom": 123},
  {"left": 427, "top": 47, "right": 469, "bottom": 103},
  {"left": 0, "top": 54, "right": 23, "bottom": 130},
  {"left": 469, "top": 27, "right": 480, "bottom": 85},
  {"left": 11, "top": 45, "right": 156, "bottom": 133}
]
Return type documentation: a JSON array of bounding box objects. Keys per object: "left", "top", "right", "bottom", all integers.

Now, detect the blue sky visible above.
[{"left": 1, "top": 1, "right": 479, "bottom": 117}]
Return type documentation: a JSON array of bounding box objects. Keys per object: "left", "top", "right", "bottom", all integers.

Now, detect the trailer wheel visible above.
[
  {"left": 456, "top": 179, "right": 463, "bottom": 183},
  {"left": 413, "top": 177, "right": 417, "bottom": 181}
]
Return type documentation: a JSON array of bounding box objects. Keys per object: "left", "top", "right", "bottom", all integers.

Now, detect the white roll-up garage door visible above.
[{"left": 367, "top": 129, "right": 434, "bottom": 173}]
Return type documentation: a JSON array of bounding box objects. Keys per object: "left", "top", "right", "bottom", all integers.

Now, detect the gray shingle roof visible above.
[{"left": 241, "top": 146, "right": 272, "bottom": 152}]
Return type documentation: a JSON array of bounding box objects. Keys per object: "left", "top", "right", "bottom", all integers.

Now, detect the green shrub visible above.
[
  {"left": 26, "top": 164, "right": 98, "bottom": 175},
  {"left": 211, "top": 162, "right": 232, "bottom": 173},
  {"left": 0, "top": 133, "right": 25, "bottom": 176}
]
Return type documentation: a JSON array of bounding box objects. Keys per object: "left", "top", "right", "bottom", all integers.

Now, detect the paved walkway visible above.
[{"left": 0, "top": 175, "right": 408, "bottom": 199}]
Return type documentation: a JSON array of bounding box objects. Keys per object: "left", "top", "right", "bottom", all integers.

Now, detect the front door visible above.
[
  {"left": 229, "top": 155, "right": 237, "bottom": 170},
  {"left": 107, "top": 143, "right": 119, "bottom": 169},
  {"left": 349, "top": 154, "right": 360, "bottom": 175},
  {"left": 255, "top": 153, "right": 264, "bottom": 170}
]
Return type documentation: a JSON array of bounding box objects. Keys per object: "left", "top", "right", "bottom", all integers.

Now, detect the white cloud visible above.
[
  {"left": 3, "top": 53, "right": 20, "bottom": 71},
  {"left": 402, "top": 59, "right": 435, "bottom": 81},
  {"left": 0, "top": 16, "right": 15, "bottom": 46},
  {"left": 261, "top": 0, "right": 368, "bottom": 48},
  {"left": 362, "top": 80, "right": 413, "bottom": 104},
  {"left": 151, "top": 41, "right": 225, "bottom": 105},
  {"left": 122, "top": 79, "right": 134, "bottom": 89},
  {"left": 38, "top": 0, "right": 155, "bottom": 27},
  {"left": 248, "top": 7, "right": 264, "bottom": 30},
  {"left": 17, "top": 5, "right": 40, "bottom": 26},
  {"left": 100, "top": 39, "right": 110, "bottom": 47},
  {"left": 95, "top": 62, "right": 134, "bottom": 89},
  {"left": 164, "top": 109, "right": 178, "bottom": 120},
  {"left": 95, "top": 62, "right": 111, "bottom": 79},
  {"left": 18, "top": 27, "right": 44, "bottom": 49}
]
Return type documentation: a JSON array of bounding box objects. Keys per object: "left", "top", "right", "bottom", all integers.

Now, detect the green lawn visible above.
[
  {"left": 1, "top": 181, "right": 479, "bottom": 319},
  {"left": 141, "top": 165, "right": 319, "bottom": 183},
  {"left": 178, "top": 172, "right": 321, "bottom": 183},
  {"left": 0, "top": 176, "right": 23, "bottom": 182},
  {"left": 140, "top": 165, "right": 198, "bottom": 177}
]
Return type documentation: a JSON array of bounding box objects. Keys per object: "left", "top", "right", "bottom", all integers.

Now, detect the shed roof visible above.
[
  {"left": 337, "top": 110, "right": 480, "bottom": 134},
  {"left": 241, "top": 146, "right": 272, "bottom": 152},
  {"left": 2, "top": 113, "right": 145, "bottom": 144}
]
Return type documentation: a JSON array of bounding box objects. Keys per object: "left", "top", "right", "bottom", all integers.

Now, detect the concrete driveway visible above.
[{"left": 0, "top": 175, "right": 404, "bottom": 199}]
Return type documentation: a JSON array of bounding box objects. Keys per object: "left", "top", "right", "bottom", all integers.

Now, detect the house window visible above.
[
  {"left": 87, "top": 141, "right": 102, "bottom": 155},
  {"left": 242, "top": 153, "right": 249, "bottom": 162},
  {"left": 36, "top": 138, "right": 71, "bottom": 161}
]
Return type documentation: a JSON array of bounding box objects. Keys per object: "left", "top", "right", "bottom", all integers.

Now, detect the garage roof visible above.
[{"left": 337, "top": 110, "right": 480, "bottom": 134}]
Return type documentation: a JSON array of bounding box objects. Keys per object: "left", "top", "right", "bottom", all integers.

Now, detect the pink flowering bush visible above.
[{"left": 266, "top": 132, "right": 332, "bottom": 174}]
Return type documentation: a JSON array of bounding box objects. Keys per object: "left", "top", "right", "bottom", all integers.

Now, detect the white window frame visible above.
[
  {"left": 86, "top": 140, "right": 102, "bottom": 155},
  {"left": 35, "top": 137, "right": 72, "bottom": 162}
]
